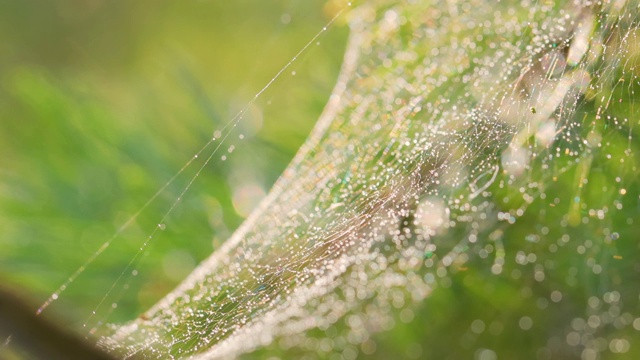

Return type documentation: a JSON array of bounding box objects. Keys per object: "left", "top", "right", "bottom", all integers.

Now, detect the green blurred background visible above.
[{"left": 0, "top": 0, "right": 348, "bottom": 329}]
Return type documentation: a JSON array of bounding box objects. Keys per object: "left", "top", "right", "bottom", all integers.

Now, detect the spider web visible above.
[{"left": 85, "top": 0, "right": 640, "bottom": 358}]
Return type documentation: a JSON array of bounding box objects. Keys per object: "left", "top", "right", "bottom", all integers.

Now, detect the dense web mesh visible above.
[{"left": 99, "top": 0, "right": 640, "bottom": 358}]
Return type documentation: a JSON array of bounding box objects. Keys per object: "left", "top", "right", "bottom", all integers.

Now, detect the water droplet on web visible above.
[
  {"left": 519, "top": 316, "right": 533, "bottom": 330},
  {"left": 501, "top": 146, "right": 528, "bottom": 176},
  {"left": 280, "top": 13, "right": 291, "bottom": 25},
  {"left": 158, "top": 223, "right": 166, "bottom": 231},
  {"left": 414, "top": 197, "right": 448, "bottom": 235},
  {"left": 475, "top": 349, "right": 497, "bottom": 360}
]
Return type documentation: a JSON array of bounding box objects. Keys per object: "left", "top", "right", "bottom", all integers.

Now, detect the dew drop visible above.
[{"left": 519, "top": 316, "right": 533, "bottom": 330}]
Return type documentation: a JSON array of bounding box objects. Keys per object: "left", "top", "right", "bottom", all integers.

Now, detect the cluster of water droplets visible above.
[{"left": 98, "top": 0, "right": 640, "bottom": 359}]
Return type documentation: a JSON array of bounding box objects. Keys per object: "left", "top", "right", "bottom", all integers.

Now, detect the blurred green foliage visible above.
[
  {"left": 3, "top": 1, "right": 640, "bottom": 360},
  {"left": 0, "top": 0, "right": 347, "bottom": 326}
]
